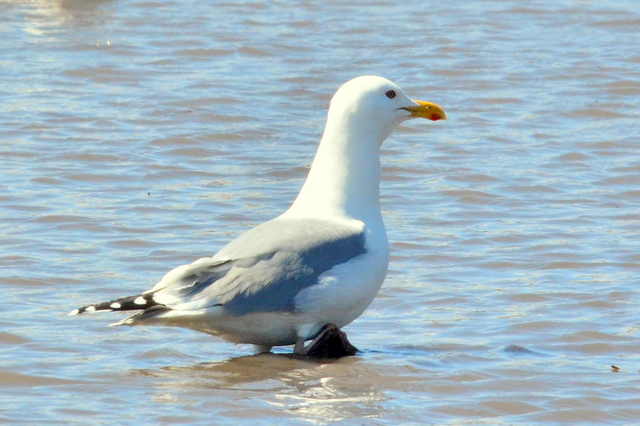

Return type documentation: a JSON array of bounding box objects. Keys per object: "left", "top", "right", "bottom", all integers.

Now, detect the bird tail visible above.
[{"left": 68, "top": 293, "right": 160, "bottom": 316}]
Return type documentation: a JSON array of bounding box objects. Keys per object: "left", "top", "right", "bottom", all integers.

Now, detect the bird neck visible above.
[{"left": 285, "top": 117, "right": 384, "bottom": 223}]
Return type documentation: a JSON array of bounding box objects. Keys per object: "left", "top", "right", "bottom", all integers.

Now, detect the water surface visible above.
[{"left": 2, "top": 0, "right": 640, "bottom": 424}]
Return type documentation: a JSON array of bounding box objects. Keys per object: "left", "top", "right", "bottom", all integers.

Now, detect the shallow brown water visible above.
[{"left": 2, "top": 0, "right": 640, "bottom": 424}]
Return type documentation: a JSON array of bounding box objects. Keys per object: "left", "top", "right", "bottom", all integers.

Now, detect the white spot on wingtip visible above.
[
  {"left": 68, "top": 309, "right": 80, "bottom": 316},
  {"left": 110, "top": 302, "right": 121, "bottom": 309},
  {"left": 134, "top": 297, "right": 147, "bottom": 305},
  {"left": 85, "top": 306, "right": 96, "bottom": 312},
  {"left": 152, "top": 293, "right": 179, "bottom": 305}
]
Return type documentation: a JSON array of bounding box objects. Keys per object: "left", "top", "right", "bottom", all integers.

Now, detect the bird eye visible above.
[{"left": 385, "top": 90, "right": 396, "bottom": 99}]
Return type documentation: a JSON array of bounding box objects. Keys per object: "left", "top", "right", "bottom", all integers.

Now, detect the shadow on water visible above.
[
  {"left": 129, "top": 353, "right": 393, "bottom": 422},
  {"left": 129, "top": 340, "right": 549, "bottom": 387},
  {"left": 120, "top": 342, "right": 552, "bottom": 422},
  {"left": 132, "top": 352, "right": 365, "bottom": 388}
]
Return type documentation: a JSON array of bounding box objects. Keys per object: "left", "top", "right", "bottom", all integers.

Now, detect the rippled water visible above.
[{"left": 2, "top": 0, "right": 640, "bottom": 424}]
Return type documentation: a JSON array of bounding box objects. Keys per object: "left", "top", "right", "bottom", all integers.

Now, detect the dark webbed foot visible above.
[{"left": 294, "top": 324, "right": 358, "bottom": 358}]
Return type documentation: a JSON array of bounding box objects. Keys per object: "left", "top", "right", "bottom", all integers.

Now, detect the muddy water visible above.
[{"left": 2, "top": 0, "right": 640, "bottom": 424}]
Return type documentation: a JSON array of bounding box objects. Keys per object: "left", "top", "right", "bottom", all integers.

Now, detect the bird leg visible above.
[
  {"left": 293, "top": 323, "right": 358, "bottom": 358},
  {"left": 294, "top": 337, "right": 306, "bottom": 355}
]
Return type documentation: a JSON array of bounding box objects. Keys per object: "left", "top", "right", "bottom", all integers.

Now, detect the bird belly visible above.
[{"left": 149, "top": 307, "right": 301, "bottom": 347}]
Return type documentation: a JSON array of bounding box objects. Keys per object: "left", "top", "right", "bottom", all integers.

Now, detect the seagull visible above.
[{"left": 70, "top": 76, "right": 446, "bottom": 357}]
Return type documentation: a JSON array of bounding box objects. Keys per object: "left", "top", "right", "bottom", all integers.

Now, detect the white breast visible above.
[{"left": 293, "top": 220, "right": 389, "bottom": 336}]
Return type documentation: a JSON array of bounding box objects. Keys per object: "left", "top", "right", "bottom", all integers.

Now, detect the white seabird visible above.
[{"left": 70, "top": 75, "right": 446, "bottom": 356}]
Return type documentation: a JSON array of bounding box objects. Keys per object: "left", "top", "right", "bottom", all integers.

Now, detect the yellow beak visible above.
[{"left": 403, "top": 100, "right": 446, "bottom": 121}]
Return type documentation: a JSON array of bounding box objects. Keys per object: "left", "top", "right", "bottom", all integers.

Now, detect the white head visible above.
[
  {"left": 287, "top": 75, "right": 445, "bottom": 220},
  {"left": 326, "top": 75, "right": 446, "bottom": 144}
]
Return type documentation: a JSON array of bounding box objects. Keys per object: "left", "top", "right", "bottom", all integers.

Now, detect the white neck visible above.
[{"left": 284, "top": 113, "right": 385, "bottom": 223}]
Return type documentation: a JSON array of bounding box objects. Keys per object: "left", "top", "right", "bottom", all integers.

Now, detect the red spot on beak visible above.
[{"left": 430, "top": 113, "right": 443, "bottom": 121}]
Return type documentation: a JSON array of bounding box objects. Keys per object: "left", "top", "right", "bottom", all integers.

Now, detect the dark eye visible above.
[{"left": 385, "top": 90, "right": 396, "bottom": 99}]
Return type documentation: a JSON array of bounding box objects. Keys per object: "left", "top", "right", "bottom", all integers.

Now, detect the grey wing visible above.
[{"left": 150, "top": 217, "right": 367, "bottom": 316}]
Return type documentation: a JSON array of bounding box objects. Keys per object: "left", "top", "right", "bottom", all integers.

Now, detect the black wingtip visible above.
[{"left": 69, "top": 293, "right": 160, "bottom": 316}]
